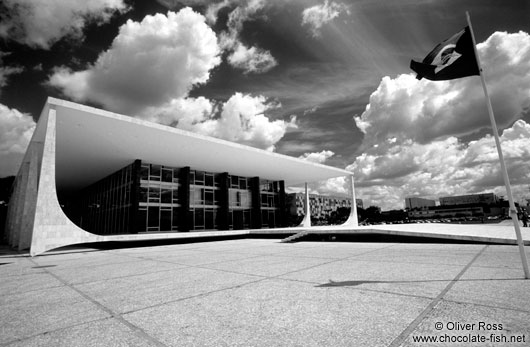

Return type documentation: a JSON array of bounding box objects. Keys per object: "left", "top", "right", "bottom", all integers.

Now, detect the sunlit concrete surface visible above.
[
  {"left": 253, "top": 220, "right": 530, "bottom": 245},
  {"left": 2, "top": 238, "right": 530, "bottom": 346}
]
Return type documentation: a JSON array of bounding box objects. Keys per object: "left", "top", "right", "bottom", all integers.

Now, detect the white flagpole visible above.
[{"left": 466, "top": 12, "right": 530, "bottom": 279}]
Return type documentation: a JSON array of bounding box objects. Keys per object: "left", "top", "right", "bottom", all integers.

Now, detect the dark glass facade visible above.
[
  {"left": 66, "top": 160, "right": 286, "bottom": 235},
  {"left": 68, "top": 161, "right": 139, "bottom": 235}
]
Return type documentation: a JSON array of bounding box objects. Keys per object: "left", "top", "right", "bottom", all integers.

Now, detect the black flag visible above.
[{"left": 410, "top": 26, "right": 480, "bottom": 81}]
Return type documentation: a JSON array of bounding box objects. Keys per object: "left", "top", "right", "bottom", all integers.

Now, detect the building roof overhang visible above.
[{"left": 35, "top": 98, "right": 353, "bottom": 192}]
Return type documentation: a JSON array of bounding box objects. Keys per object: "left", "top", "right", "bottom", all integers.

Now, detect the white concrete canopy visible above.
[{"left": 33, "top": 98, "right": 353, "bottom": 193}]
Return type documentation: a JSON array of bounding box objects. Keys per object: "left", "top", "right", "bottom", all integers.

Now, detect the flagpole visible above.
[{"left": 466, "top": 11, "right": 530, "bottom": 279}]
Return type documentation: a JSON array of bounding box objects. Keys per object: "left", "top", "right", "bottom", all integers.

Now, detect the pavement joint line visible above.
[
  {"left": 121, "top": 277, "right": 269, "bottom": 316},
  {"left": 26, "top": 257, "right": 170, "bottom": 347},
  {"left": 115, "top": 244, "right": 401, "bottom": 315},
  {"left": 388, "top": 244, "right": 489, "bottom": 347},
  {"left": 0, "top": 316, "right": 116, "bottom": 347},
  {"left": 440, "top": 296, "right": 530, "bottom": 314}
]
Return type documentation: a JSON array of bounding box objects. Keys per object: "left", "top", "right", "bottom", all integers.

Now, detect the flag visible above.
[{"left": 410, "top": 26, "right": 480, "bottom": 81}]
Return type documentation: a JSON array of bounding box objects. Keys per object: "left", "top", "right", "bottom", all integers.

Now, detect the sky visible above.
[{"left": 1, "top": 0, "right": 530, "bottom": 210}]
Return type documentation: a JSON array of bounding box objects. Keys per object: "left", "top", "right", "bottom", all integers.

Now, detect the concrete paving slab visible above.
[
  {"left": 0, "top": 285, "right": 109, "bottom": 344},
  {"left": 74, "top": 266, "right": 262, "bottom": 314},
  {"left": 31, "top": 252, "right": 138, "bottom": 269},
  {"left": 0, "top": 271, "right": 64, "bottom": 296},
  {"left": 124, "top": 278, "right": 432, "bottom": 347},
  {"left": 4, "top": 318, "right": 157, "bottom": 347},
  {"left": 279, "top": 258, "right": 465, "bottom": 299},
  {"left": 47, "top": 258, "right": 188, "bottom": 285},
  {"left": 402, "top": 300, "right": 530, "bottom": 347},
  {"left": 137, "top": 252, "right": 263, "bottom": 267},
  {"left": 3, "top": 239, "right": 530, "bottom": 346},
  {"left": 200, "top": 253, "right": 340, "bottom": 277},
  {"left": 0, "top": 256, "right": 48, "bottom": 278}
]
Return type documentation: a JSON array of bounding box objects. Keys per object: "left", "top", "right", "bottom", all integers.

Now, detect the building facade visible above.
[
  {"left": 440, "top": 193, "right": 498, "bottom": 206},
  {"left": 66, "top": 160, "right": 286, "bottom": 234},
  {"left": 286, "top": 193, "right": 363, "bottom": 220},
  {"left": 404, "top": 197, "right": 436, "bottom": 210}
]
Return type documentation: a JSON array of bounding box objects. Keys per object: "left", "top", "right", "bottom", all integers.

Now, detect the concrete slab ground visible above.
[{"left": 1, "top": 238, "right": 530, "bottom": 346}]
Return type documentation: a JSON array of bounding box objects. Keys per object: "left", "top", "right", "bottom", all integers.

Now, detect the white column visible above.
[
  {"left": 342, "top": 175, "right": 359, "bottom": 227},
  {"left": 299, "top": 182, "right": 311, "bottom": 227}
]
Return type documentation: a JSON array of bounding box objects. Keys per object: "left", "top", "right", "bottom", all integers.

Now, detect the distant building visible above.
[
  {"left": 286, "top": 193, "right": 362, "bottom": 219},
  {"left": 404, "top": 197, "right": 436, "bottom": 210},
  {"left": 439, "top": 193, "right": 498, "bottom": 206}
]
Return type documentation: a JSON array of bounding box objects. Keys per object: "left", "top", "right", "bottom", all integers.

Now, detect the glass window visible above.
[
  {"left": 172, "top": 187, "right": 179, "bottom": 204},
  {"left": 172, "top": 207, "right": 180, "bottom": 229},
  {"left": 161, "top": 188, "right": 172, "bottom": 203},
  {"left": 150, "top": 164, "right": 161, "bottom": 180},
  {"left": 205, "top": 173, "right": 214, "bottom": 186},
  {"left": 195, "top": 171, "right": 204, "bottom": 184},
  {"left": 160, "top": 209, "right": 171, "bottom": 231},
  {"left": 194, "top": 208, "right": 204, "bottom": 228},
  {"left": 139, "top": 185, "right": 148, "bottom": 203},
  {"left": 205, "top": 209, "right": 214, "bottom": 229},
  {"left": 149, "top": 186, "right": 160, "bottom": 202},
  {"left": 192, "top": 188, "right": 203, "bottom": 205},
  {"left": 162, "top": 168, "right": 172, "bottom": 182},
  {"left": 205, "top": 189, "right": 214, "bottom": 206},
  {"left": 148, "top": 206, "right": 159, "bottom": 228},
  {"left": 137, "top": 208, "right": 147, "bottom": 232},
  {"left": 231, "top": 175, "right": 238, "bottom": 188},
  {"left": 140, "top": 165, "right": 149, "bottom": 180},
  {"left": 240, "top": 178, "right": 247, "bottom": 189},
  {"left": 173, "top": 169, "right": 180, "bottom": 183}
]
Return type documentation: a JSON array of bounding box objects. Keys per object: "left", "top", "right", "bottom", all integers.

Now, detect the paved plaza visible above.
[{"left": 2, "top": 237, "right": 530, "bottom": 346}]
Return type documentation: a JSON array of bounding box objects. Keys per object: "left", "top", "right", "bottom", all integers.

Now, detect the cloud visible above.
[
  {"left": 223, "top": 38, "right": 278, "bottom": 74},
  {"left": 48, "top": 8, "right": 221, "bottom": 114},
  {"left": 0, "top": 0, "right": 128, "bottom": 49},
  {"left": 0, "top": 52, "right": 24, "bottom": 90},
  {"left": 343, "top": 31, "right": 530, "bottom": 210},
  {"left": 302, "top": 0, "right": 350, "bottom": 38},
  {"left": 0, "top": 65, "right": 23, "bottom": 90},
  {"left": 346, "top": 120, "right": 530, "bottom": 210},
  {"left": 354, "top": 31, "right": 530, "bottom": 148},
  {"left": 299, "top": 150, "right": 335, "bottom": 163},
  {"left": 0, "top": 104, "right": 36, "bottom": 177},
  {"left": 214, "top": 0, "right": 278, "bottom": 74},
  {"left": 145, "top": 93, "right": 297, "bottom": 151}
]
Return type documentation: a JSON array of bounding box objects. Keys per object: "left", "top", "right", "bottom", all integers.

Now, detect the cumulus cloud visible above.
[
  {"left": 299, "top": 150, "right": 335, "bottom": 163},
  {"left": 345, "top": 31, "right": 530, "bottom": 210},
  {"left": 302, "top": 0, "right": 350, "bottom": 38},
  {"left": 145, "top": 93, "right": 297, "bottom": 151},
  {"left": 0, "top": 0, "right": 128, "bottom": 49},
  {"left": 348, "top": 120, "right": 530, "bottom": 210},
  {"left": 355, "top": 31, "right": 530, "bottom": 148},
  {"left": 215, "top": 0, "right": 278, "bottom": 74},
  {"left": 48, "top": 8, "right": 221, "bottom": 114},
  {"left": 0, "top": 104, "right": 36, "bottom": 177},
  {"left": 224, "top": 38, "right": 278, "bottom": 74},
  {"left": 48, "top": 7, "right": 292, "bottom": 152}
]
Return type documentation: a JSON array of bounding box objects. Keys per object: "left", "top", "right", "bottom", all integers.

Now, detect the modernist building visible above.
[
  {"left": 5, "top": 98, "right": 358, "bottom": 255},
  {"left": 286, "top": 193, "right": 363, "bottom": 220},
  {"left": 440, "top": 193, "right": 498, "bottom": 206},
  {"left": 404, "top": 197, "right": 436, "bottom": 210}
]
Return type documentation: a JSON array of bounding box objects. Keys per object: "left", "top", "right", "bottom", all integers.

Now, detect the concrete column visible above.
[
  {"left": 179, "top": 167, "right": 191, "bottom": 232},
  {"left": 217, "top": 172, "right": 230, "bottom": 230},
  {"left": 250, "top": 177, "right": 261, "bottom": 229},
  {"left": 19, "top": 143, "right": 42, "bottom": 250},
  {"left": 299, "top": 182, "right": 311, "bottom": 227},
  {"left": 341, "top": 175, "right": 359, "bottom": 227}
]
